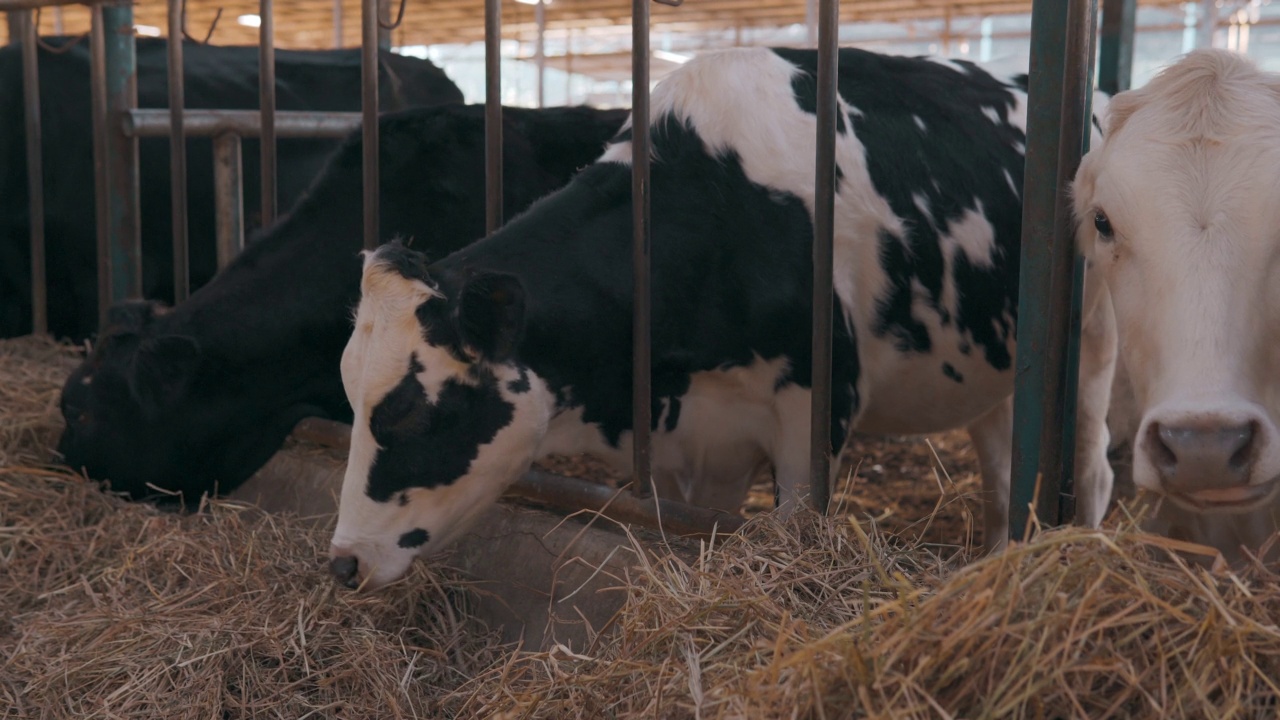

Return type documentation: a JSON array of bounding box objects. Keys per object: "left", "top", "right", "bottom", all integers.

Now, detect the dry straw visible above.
[{"left": 3, "top": 336, "right": 1280, "bottom": 719}]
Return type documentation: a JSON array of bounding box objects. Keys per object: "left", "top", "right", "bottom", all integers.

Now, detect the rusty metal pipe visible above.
[
  {"left": 168, "top": 0, "right": 190, "bottom": 302},
  {"left": 213, "top": 133, "right": 245, "bottom": 269},
  {"left": 361, "top": 0, "right": 379, "bottom": 250},
  {"left": 630, "top": 0, "right": 652, "bottom": 501},
  {"left": 809, "top": 0, "right": 839, "bottom": 515},
  {"left": 125, "top": 109, "right": 361, "bottom": 138},
  {"left": 259, "top": 0, "right": 277, "bottom": 225},
  {"left": 90, "top": 5, "right": 110, "bottom": 328},
  {"left": 102, "top": 4, "right": 141, "bottom": 304},
  {"left": 484, "top": 0, "right": 502, "bottom": 235},
  {"left": 19, "top": 10, "right": 47, "bottom": 334}
]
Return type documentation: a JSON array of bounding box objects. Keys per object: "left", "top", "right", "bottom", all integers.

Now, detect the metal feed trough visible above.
[{"left": 5, "top": 0, "right": 1131, "bottom": 570}]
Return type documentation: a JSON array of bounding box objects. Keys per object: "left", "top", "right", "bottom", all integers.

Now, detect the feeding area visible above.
[{"left": 4, "top": 336, "right": 1280, "bottom": 718}]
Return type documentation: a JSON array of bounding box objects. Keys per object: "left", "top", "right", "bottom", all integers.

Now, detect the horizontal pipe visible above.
[
  {"left": 125, "top": 109, "right": 361, "bottom": 139},
  {"left": 0, "top": 0, "right": 114, "bottom": 10},
  {"left": 288, "top": 418, "right": 745, "bottom": 538}
]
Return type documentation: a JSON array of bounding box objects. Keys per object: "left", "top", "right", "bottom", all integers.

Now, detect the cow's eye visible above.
[{"left": 1093, "top": 210, "right": 1114, "bottom": 240}]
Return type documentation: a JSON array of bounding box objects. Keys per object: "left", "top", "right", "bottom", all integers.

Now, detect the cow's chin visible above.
[{"left": 1163, "top": 477, "right": 1280, "bottom": 514}]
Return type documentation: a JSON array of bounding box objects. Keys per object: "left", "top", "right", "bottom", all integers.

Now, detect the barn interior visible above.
[{"left": 3, "top": 0, "right": 1280, "bottom": 716}]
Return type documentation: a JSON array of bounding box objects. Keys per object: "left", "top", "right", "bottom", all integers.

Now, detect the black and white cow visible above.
[
  {"left": 0, "top": 36, "right": 462, "bottom": 342},
  {"left": 1073, "top": 49, "right": 1280, "bottom": 564},
  {"left": 328, "top": 47, "right": 1115, "bottom": 590},
  {"left": 55, "top": 104, "right": 628, "bottom": 502}
]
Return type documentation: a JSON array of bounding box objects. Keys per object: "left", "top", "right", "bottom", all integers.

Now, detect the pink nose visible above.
[
  {"left": 1144, "top": 418, "right": 1258, "bottom": 492},
  {"left": 328, "top": 546, "right": 361, "bottom": 589}
]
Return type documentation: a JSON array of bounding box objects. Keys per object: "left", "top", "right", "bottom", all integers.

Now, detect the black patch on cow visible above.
[
  {"left": 942, "top": 362, "right": 963, "bottom": 383},
  {"left": 398, "top": 492, "right": 410, "bottom": 507},
  {"left": 959, "top": 341, "right": 972, "bottom": 356},
  {"left": 772, "top": 47, "right": 1023, "bottom": 372},
  {"left": 663, "top": 396, "right": 682, "bottom": 433},
  {"left": 508, "top": 366, "right": 531, "bottom": 394},
  {"left": 375, "top": 239, "right": 433, "bottom": 283},
  {"left": 788, "top": 69, "right": 848, "bottom": 135},
  {"left": 432, "top": 108, "right": 861, "bottom": 456},
  {"left": 397, "top": 528, "right": 430, "bottom": 548},
  {"left": 365, "top": 357, "right": 515, "bottom": 501}
]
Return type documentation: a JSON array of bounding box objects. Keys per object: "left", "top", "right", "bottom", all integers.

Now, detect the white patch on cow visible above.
[
  {"left": 1003, "top": 168, "right": 1020, "bottom": 199},
  {"left": 941, "top": 201, "right": 998, "bottom": 270},
  {"left": 981, "top": 105, "right": 1001, "bottom": 124},
  {"left": 912, "top": 193, "right": 933, "bottom": 227},
  {"left": 1072, "top": 49, "right": 1280, "bottom": 560},
  {"left": 913, "top": 115, "right": 927, "bottom": 132}
]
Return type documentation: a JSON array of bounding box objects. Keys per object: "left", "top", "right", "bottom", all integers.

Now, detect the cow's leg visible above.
[
  {"left": 1073, "top": 273, "right": 1118, "bottom": 527},
  {"left": 966, "top": 396, "right": 1013, "bottom": 554},
  {"left": 771, "top": 384, "right": 815, "bottom": 517}
]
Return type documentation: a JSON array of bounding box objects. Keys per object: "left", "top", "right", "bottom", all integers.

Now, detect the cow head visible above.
[
  {"left": 328, "top": 242, "right": 554, "bottom": 590},
  {"left": 56, "top": 300, "right": 327, "bottom": 502},
  {"left": 1073, "top": 49, "right": 1280, "bottom": 513}
]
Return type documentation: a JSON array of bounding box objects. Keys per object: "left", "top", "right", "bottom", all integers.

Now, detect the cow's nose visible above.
[
  {"left": 1145, "top": 419, "right": 1257, "bottom": 491},
  {"left": 328, "top": 552, "right": 361, "bottom": 589}
]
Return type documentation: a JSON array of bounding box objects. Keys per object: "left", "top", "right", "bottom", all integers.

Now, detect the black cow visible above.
[
  {"left": 0, "top": 36, "right": 462, "bottom": 342},
  {"left": 55, "top": 103, "right": 629, "bottom": 502}
]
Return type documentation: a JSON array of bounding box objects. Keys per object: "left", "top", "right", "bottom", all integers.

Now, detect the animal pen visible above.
[{"left": 8, "top": 0, "right": 1280, "bottom": 717}]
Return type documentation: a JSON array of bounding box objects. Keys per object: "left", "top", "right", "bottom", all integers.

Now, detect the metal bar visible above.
[
  {"left": 805, "top": 0, "right": 817, "bottom": 46},
  {"left": 1196, "top": 0, "right": 1217, "bottom": 49},
  {"left": 102, "top": 3, "right": 141, "bottom": 304},
  {"left": 90, "top": 5, "right": 110, "bottom": 328},
  {"left": 259, "top": 0, "right": 276, "bottom": 225},
  {"left": 1056, "top": 0, "right": 1101, "bottom": 525},
  {"left": 19, "top": 10, "right": 47, "bottom": 335},
  {"left": 630, "top": 0, "right": 652, "bottom": 500},
  {"left": 287, "top": 418, "right": 745, "bottom": 538},
  {"left": 125, "top": 109, "right": 362, "bottom": 138},
  {"left": 52, "top": 4, "right": 61, "bottom": 33},
  {"left": 168, "top": 0, "right": 189, "bottom": 302},
  {"left": 484, "top": 0, "right": 502, "bottom": 235},
  {"left": 0, "top": 0, "right": 117, "bottom": 9},
  {"left": 1097, "top": 0, "right": 1136, "bottom": 94},
  {"left": 535, "top": 0, "right": 546, "bottom": 109},
  {"left": 1009, "top": 0, "right": 1096, "bottom": 539},
  {"left": 361, "top": 0, "right": 379, "bottom": 251},
  {"left": 377, "top": 0, "right": 391, "bottom": 50},
  {"left": 808, "top": 0, "right": 839, "bottom": 515},
  {"left": 332, "top": 0, "right": 341, "bottom": 48},
  {"left": 213, "top": 133, "right": 245, "bottom": 269}
]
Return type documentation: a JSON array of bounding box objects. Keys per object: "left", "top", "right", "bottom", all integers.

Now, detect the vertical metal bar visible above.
[
  {"left": 1009, "top": 0, "right": 1096, "bottom": 540},
  {"left": 213, "top": 133, "right": 245, "bottom": 269},
  {"left": 90, "top": 6, "right": 111, "bottom": 328},
  {"left": 53, "top": 6, "right": 64, "bottom": 35},
  {"left": 103, "top": 4, "right": 141, "bottom": 305},
  {"left": 377, "top": 0, "right": 392, "bottom": 50},
  {"left": 168, "top": 0, "right": 190, "bottom": 302},
  {"left": 535, "top": 0, "right": 546, "bottom": 109},
  {"left": 362, "top": 0, "right": 380, "bottom": 250},
  {"left": 1098, "top": 0, "right": 1136, "bottom": 95},
  {"left": 630, "top": 0, "right": 652, "bottom": 499},
  {"left": 1196, "top": 0, "right": 1218, "bottom": 49},
  {"left": 1056, "top": 0, "right": 1101, "bottom": 525},
  {"left": 20, "top": 10, "right": 47, "bottom": 335},
  {"left": 333, "top": 0, "right": 343, "bottom": 48},
  {"left": 805, "top": 0, "right": 817, "bottom": 46},
  {"left": 259, "top": 0, "right": 277, "bottom": 225},
  {"left": 484, "top": 0, "right": 502, "bottom": 236},
  {"left": 809, "top": 0, "right": 839, "bottom": 515},
  {"left": 4, "top": 12, "right": 17, "bottom": 45}
]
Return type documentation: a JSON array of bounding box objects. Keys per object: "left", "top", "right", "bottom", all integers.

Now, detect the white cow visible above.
[{"left": 1073, "top": 48, "right": 1280, "bottom": 564}]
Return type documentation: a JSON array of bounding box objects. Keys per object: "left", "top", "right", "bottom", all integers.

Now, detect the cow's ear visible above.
[
  {"left": 455, "top": 272, "right": 526, "bottom": 362},
  {"left": 126, "top": 335, "right": 202, "bottom": 413},
  {"left": 107, "top": 299, "right": 168, "bottom": 334}
]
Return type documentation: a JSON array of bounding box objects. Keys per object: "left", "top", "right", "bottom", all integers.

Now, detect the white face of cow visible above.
[
  {"left": 1074, "top": 50, "right": 1280, "bottom": 513},
  {"left": 329, "top": 243, "right": 554, "bottom": 590}
]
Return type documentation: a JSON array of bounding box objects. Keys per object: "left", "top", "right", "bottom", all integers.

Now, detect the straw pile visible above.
[
  {"left": 446, "top": 513, "right": 1280, "bottom": 719},
  {"left": 4, "top": 335, "right": 1279, "bottom": 719}
]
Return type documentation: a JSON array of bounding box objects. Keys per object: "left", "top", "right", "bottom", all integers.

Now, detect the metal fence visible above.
[{"left": 4, "top": 0, "right": 1120, "bottom": 541}]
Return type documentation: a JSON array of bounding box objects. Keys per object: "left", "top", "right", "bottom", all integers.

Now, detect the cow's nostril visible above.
[
  {"left": 329, "top": 555, "right": 360, "bottom": 589},
  {"left": 1148, "top": 423, "right": 1179, "bottom": 477},
  {"left": 1228, "top": 421, "right": 1258, "bottom": 471}
]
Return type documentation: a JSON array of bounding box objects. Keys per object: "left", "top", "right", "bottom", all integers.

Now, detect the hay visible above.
[
  {"left": 4, "top": 335, "right": 1280, "bottom": 718},
  {"left": 0, "top": 336, "right": 82, "bottom": 467},
  {"left": 446, "top": 514, "right": 1280, "bottom": 719},
  {"left": 0, "top": 467, "right": 507, "bottom": 719}
]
